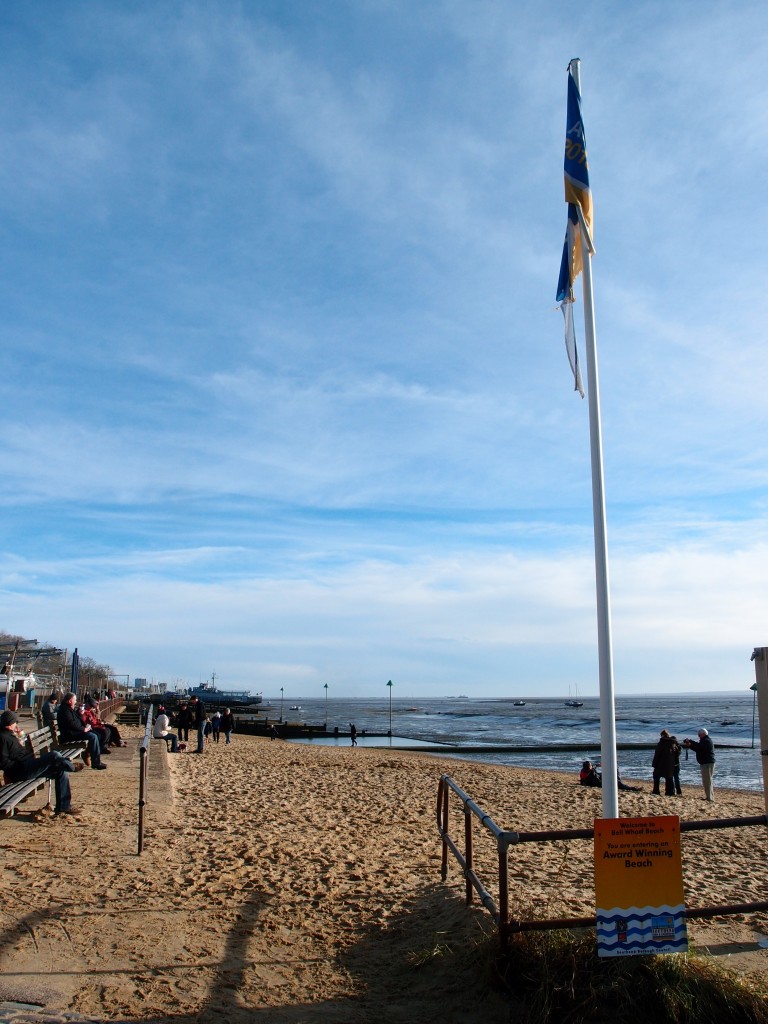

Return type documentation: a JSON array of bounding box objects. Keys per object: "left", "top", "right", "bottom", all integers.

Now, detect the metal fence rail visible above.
[
  {"left": 436, "top": 773, "right": 768, "bottom": 947},
  {"left": 138, "top": 710, "right": 154, "bottom": 854}
]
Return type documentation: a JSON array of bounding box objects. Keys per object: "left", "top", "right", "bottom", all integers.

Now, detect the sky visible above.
[{"left": 1, "top": 0, "right": 767, "bottom": 699}]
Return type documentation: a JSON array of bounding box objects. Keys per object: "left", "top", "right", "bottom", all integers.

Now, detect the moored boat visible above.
[{"left": 186, "top": 682, "right": 263, "bottom": 706}]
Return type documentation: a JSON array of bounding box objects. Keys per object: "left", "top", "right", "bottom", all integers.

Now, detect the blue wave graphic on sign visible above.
[{"left": 597, "top": 905, "right": 687, "bottom": 957}]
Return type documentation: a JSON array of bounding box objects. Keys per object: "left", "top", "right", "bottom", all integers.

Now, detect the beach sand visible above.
[{"left": 0, "top": 728, "right": 766, "bottom": 1022}]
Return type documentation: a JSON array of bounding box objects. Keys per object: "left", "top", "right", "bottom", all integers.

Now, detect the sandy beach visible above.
[{"left": 1, "top": 726, "right": 766, "bottom": 1023}]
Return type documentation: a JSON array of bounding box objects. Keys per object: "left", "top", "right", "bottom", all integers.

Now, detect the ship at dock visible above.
[
  {"left": 157, "top": 679, "right": 266, "bottom": 704},
  {"left": 181, "top": 681, "right": 263, "bottom": 706}
]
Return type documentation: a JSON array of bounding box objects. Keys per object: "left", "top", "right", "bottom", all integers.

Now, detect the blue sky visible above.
[{"left": 1, "top": 0, "right": 767, "bottom": 698}]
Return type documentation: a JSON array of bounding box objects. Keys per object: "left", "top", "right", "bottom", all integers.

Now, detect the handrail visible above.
[
  {"left": 137, "top": 710, "right": 154, "bottom": 854},
  {"left": 437, "top": 773, "right": 768, "bottom": 947}
]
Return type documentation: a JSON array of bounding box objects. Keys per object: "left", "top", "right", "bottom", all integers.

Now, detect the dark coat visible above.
[
  {"left": 687, "top": 735, "right": 715, "bottom": 764},
  {"left": 0, "top": 728, "right": 27, "bottom": 774},
  {"left": 191, "top": 699, "right": 205, "bottom": 727},
  {"left": 652, "top": 737, "right": 676, "bottom": 776},
  {"left": 57, "top": 701, "right": 88, "bottom": 740}
]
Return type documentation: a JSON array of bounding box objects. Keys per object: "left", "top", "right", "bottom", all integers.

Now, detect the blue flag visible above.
[{"left": 557, "top": 61, "right": 592, "bottom": 398}]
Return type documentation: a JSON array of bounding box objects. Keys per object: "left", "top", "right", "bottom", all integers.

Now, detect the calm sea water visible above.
[{"left": 277, "top": 693, "right": 766, "bottom": 793}]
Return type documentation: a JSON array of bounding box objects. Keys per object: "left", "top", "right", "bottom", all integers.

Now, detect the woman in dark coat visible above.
[
  {"left": 176, "top": 702, "right": 191, "bottom": 743},
  {"left": 652, "top": 729, "right": 676, "bottom": 796},
  {"left": 220, "top": 708, "right": 235, "bottom": 745}
]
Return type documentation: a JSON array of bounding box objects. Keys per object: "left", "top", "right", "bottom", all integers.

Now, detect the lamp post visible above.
[
  {"left": 280, "top": 687, "right": 284, "bottom": 723},
  {"left": 387, "top": 679, "right": 393, "bottom": 736},
  {"left": 323, "top": 682, "right": 328, "bottom": 730}
]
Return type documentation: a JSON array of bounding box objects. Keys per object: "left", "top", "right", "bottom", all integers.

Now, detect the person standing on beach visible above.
[
  {"left": 190, "top": 695, "right": 206, "bottom": 753},
  {"left": 683, "top": 729, "right": 715, "bottom": 801},
  {"left": 350, "top": 723, "right": 357, "bottom": 747},
  {"left": 220, "top": 708, "right": 235, "bottom": 744},
  {"left": 177, "top": 702, "right": 191, "bottom": 743},
  {"left": 211, "top": 710, "right": 221, "bottom": 743},
  {"left": 670, "top": 735, "right": 683, "bottom": 796},
  {"left": 652, "top": 729, "right": 676, "bottom": 796}
]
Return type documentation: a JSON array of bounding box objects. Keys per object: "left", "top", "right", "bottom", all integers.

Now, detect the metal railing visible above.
[
  {"left": 436, "top": 773, "right": 768, "bottom": 947},
  {"left": 138, "top": 710, "right": 154, "bottom": 854}
]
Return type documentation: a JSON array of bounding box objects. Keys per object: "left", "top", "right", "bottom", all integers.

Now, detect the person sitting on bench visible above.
[
  {"left": 0, "top": 709, "right": 85, "bottom": 816},
  {"left": 57, "top": 692, "right": 107, "bottom": 770},
  {"left": 152, "top": 707, "right": 179, "bottom": 753}
]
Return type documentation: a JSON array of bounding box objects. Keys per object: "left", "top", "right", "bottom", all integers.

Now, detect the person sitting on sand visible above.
[
  {"left": 579, "top": 760, "right": 601, "bottom": 787},
  {"left": 616, "top": 769, "right": 641, "bottom": 792}
]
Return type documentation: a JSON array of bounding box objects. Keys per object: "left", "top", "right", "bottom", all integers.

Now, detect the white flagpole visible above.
[{"left": 571, "top": 59, "right": 619, "bottom": 819}]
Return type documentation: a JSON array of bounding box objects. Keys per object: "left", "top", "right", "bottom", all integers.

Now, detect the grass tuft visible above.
[{"left": 494, "top": 929, "right": 768, "bottom": 1024}]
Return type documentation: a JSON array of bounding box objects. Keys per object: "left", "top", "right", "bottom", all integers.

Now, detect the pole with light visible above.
[
  {"left": 323, "top": 682, "right": 328, "bottom": 730},
  {"left": 280, "top": 686, "right": 284, "bottom": 723},
  {"left": 387, "top": 679, "right": 393, "bottom": 736}
]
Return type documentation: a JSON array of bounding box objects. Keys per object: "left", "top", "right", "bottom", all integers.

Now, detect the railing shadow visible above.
[{"left": 0, "top": 882, "right": 506, "bottom": 1023}]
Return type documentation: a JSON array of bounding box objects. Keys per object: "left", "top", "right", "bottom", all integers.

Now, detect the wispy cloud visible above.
[{"left": 0, "top": 1, "right": 766, "bottom": 693}]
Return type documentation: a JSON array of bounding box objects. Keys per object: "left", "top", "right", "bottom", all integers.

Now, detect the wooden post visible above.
[{"left": 750, "top": 647, "right": 768, "bottom": 819}]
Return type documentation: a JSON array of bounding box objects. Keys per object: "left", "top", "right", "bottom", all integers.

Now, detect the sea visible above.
[{"left": 275, "top": 692, "right": 766, "bottom": 793}]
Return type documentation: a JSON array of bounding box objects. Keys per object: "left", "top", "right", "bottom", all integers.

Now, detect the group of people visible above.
[
  {"left": 578, "top": 726, "right": 716, "bottom": 801},
  {"left": 152, "top": 698, "right": 236, "bottom": 754},
  {"left": 49, "top": 690, "right": 127, "bottom": 770},
  {"left": 653, "top": 727, "right": 715, "bottom": 801},
  {"left": 0, "top": 690, "right": 125, "bottom": 817}
]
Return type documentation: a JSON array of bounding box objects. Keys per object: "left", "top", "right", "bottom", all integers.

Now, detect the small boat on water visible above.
[
  {"left": 289, "top": 705, "right": 301, "bottom": 711},
  {"left": 513, "top": 700, "right": 526, "bottom": 706},
  {"left": 564, "top": 686, "right": 584, "bottom": 708}
]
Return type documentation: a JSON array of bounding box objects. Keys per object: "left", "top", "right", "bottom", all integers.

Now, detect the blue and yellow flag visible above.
[{"left": 557, "top": 60, "right": 591, "bottom": 398}]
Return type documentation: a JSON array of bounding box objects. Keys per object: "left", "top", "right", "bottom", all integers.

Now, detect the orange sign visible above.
[{"left": 594, "top": 816, "right": 687, "bottom": 956}]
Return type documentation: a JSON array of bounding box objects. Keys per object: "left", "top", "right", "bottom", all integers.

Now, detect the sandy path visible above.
[{"left": 0, "top": 731, "right": 766, "bottom": 1022}]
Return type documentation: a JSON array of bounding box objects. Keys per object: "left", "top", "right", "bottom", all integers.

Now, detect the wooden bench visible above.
[
  {"left": 0, "top": 725, "right": 86, "bottom": 817},
  {"left": 50, "top": 722, "right": 89, "bottom": 763}
]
